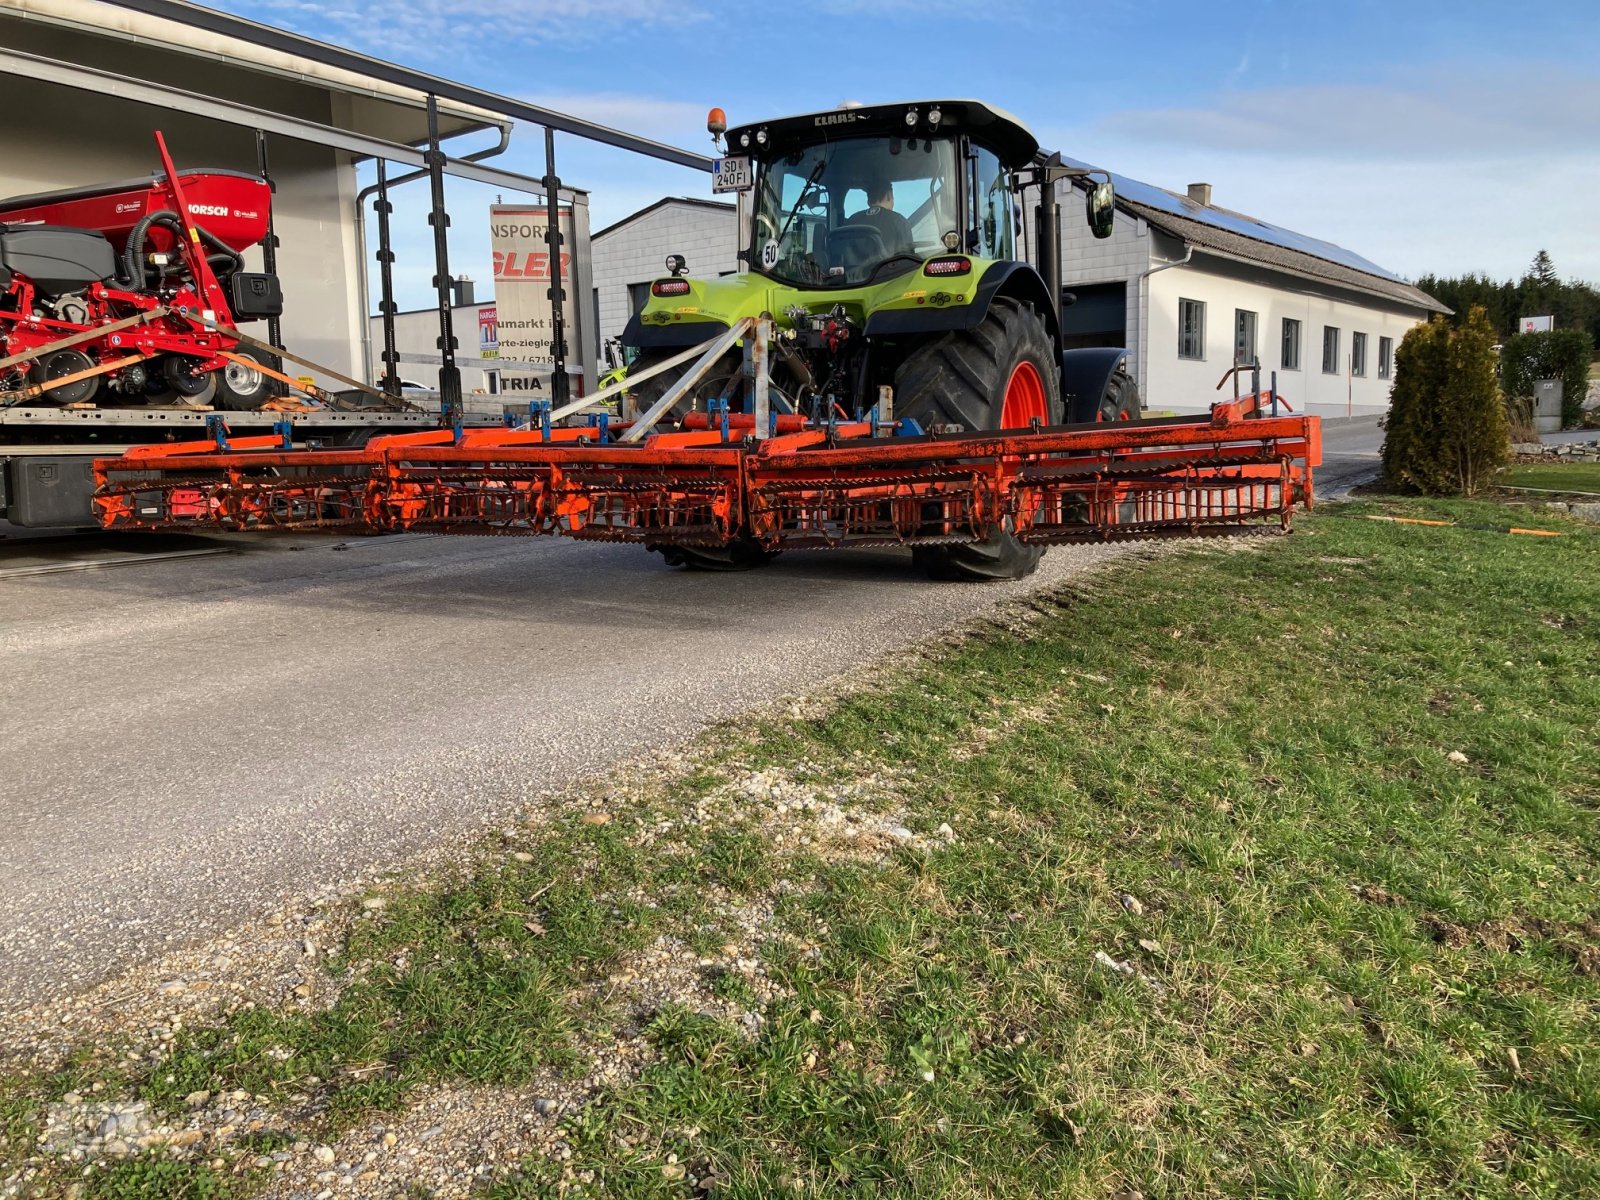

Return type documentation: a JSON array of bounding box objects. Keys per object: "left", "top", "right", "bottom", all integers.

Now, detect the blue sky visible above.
[{"left": 215, "top": 0, "right": 1599, "bottom": 308}]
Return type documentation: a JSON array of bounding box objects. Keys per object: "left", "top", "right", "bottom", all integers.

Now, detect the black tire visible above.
[
  {"left": 626, "top": 348, "right": 740, "bottom": 422},
  {"left": 630, "top": 348, "right": 787, "bottom": 575},
  {"left": 626, "top": 347, "right": 802, "bottom": 423},
  {"left": 1098, "top": 367, "right": 1142, "bottom": 423},
  {"left": 29, "top": 349, "right": 101, "bottom": 405},
  {"left": 893, "top": 298, "right": 1062, "bottom": 581},
  {"left": 892, "top": 296, "right": 1063, "bottom": 434},
  {"left": 216, "top": 346, "right": 273, "bottom": 411},
  {"left": 912, "top": 530, "right": 1041, "bottom": 582},
  {"left": 160, "top": 355, "right": 218, "bottom": 406},
  {"left": 647, "top": 538, "right": 777, "bottom": 572}
]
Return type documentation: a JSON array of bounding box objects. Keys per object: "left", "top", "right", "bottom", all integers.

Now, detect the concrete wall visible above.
[
  {"left": 1145, "top": 255, "right": 1427, "bottom": 416},
  {"left": 0, "top": 20, "right": 369, "bottom": 382},
  {"left": 591, "top": 202, "right": 737, "bottom": 354}
]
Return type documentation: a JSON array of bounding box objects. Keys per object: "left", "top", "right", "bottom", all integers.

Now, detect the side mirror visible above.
[{"left": 1086, "top": 180, "right": 1115, "bottom": 239}]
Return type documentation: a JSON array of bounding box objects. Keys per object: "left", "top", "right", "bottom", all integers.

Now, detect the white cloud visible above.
[
  {"left": 216, "top": 0, "right": 710, "bottom": 59},
  {"left": 1041, "top": 67, "right": 1600, "bottom": 282},
  {"left": 1074, "top": 69, "right": 1600, "bottom": 162},
  {"left": 517, "top": 92, "right": 716, "bottom": 147}
]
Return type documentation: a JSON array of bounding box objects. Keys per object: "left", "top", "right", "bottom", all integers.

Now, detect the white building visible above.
[
  {"left": 1057, "top": 174, "right": 1447, "bottom": 417},
  {"left": 590, "top": 197, "right": 737, "bottom": 356},
  {"left": 586, "top": 173, "right": 1443, "bottom": 418},
  {"left": 0, "top": 0, "right": 502, "bottom": 385}
]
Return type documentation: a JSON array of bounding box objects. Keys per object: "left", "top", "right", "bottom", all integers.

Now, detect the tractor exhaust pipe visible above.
[{"left": 1034, "top": 169, "right": 1062, "bottom": 325}]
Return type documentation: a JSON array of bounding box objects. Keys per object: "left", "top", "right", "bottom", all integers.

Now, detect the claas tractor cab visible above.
[{"left": 620, "top": 99, "right": 1140, "bottom": 576}]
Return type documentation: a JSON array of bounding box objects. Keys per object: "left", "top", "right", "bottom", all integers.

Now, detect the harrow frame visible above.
[{"left": 93, "top": 400, "right": 1319, "bottom": 552}]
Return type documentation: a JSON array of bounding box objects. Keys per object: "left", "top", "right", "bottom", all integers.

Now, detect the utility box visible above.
[{"left": 1534, "top": 379, "right": 1564, "bottom": 434}]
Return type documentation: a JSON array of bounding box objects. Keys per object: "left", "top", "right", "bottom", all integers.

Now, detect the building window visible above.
[
  {"left": 1379, "top": 336, "right": 1394, "bottom": 379},
  {"left": 1178, "top": 298, "right": 1205, "bottom": 360},
  {"left": 1281, "top": 318, "right": 1301, "bottom": 371},
  {"left": 1234, "top": 308, "right": 1258, "bottom": 366},
  {"left": 1351, "top": 332, "right": 1368, "bottom": 378},
  {"left": 1322, "top": 326, "right": 1341, "bottom": 375}
]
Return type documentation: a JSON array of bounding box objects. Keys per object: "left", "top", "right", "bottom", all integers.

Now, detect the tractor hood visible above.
[{"left": 725, "top": 100, "right": 1039, "bottom": 169}]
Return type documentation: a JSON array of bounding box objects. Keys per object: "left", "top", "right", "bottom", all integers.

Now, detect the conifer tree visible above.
[{"left": 1381, "top": 307, "right": 1508, "bottom": 495}]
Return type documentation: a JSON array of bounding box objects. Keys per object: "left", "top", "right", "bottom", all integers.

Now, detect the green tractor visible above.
[{"left": 621, "top": 99, "right": 1141, "bottom": 578}]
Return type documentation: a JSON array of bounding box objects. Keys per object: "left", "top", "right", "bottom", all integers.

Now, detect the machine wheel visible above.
[
  {"left": 29, "top": 348, "right": 101, "bottom": 405},
  {"left": 625, "top": 348, "right": 725, "bottom": 422},
  {"left": 893, "top": 297, "right": 1062, "bottom": 581},
  {"left": 647, "top": 538, "right": 777, "bottom": 572},
  {"left": 216, "top": 346, "right": 272, "bottom": 410},
  {"left": 161, "top": 355, "right": 218, "bottom": 406},
  {"left": 912, "top": 528, "right": 1042, "bottom": 582},
  {"left": 625, "top": 348, "right": 799, "bottom": 424},
  {"left": 1098, "top": 367, "right": 1142, "bottom": 422}
]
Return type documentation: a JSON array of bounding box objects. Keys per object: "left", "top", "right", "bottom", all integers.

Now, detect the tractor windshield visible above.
[{"left": 753, "top": 136, "right": 960, "bottom": 288}]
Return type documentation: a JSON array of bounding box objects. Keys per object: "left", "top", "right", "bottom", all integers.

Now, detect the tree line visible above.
[{"left": 1415, "top": 251, "right": 1600, "bottom": 345}]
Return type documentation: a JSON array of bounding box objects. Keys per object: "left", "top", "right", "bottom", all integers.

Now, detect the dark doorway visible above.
[{"left": 1059, "top": 281, "right": 1127, "bottom": 350}]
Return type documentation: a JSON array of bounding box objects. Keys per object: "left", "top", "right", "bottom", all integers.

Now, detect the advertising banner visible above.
[
  {"left": 478, "top": 305, "right": 498, "bottom": 359},
  {"left": 489, "top": 204, "right": 575, "bottom": 396}
]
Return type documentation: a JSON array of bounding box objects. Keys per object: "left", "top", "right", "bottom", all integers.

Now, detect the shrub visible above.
[
  {"left": 1381, "top": 307, "right": 1509, "bottom": 496},
  {"left": 1499, "top": 328, "right": 1594, "bottom": 428}
]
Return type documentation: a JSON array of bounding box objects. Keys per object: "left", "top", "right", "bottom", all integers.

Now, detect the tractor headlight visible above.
[
  {"left": 927, "top": 106, "right": 942, "bottom": 127},
  {"left": 740, "top": 132, "right": 751, "bottom": 148},
  {"left": 904, "top": 108, "right": 918, "bottom": 127},
  {"left": 756, "top": 129, "right": 768, "bottom": 145}
]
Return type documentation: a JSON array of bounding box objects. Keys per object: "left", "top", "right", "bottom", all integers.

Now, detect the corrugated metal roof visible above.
[{"left": 1063, "top": 156, "right": 1447, "bottom": 314}]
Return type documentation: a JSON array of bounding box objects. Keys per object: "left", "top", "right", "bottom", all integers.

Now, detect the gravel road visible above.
[{"left": 0, "top": 422, "right": 1384, "bottom": 1013}]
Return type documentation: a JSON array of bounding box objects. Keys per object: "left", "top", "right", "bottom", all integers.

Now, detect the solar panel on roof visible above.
[{"left": 1060, "top": 156, "right": 1405, "bottom": 284}]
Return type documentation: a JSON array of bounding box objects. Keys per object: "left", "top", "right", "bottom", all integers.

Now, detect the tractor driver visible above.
[{"left": 840, "top": 168, "right": 915, "bottom": 264}]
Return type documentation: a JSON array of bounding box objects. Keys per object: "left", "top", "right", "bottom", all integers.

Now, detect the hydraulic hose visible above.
[{"left": 123, "top": 212, "right": 243, "bottom": 289}]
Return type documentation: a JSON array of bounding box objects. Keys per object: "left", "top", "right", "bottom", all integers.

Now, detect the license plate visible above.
[{"left": 712, "top": 156, "right": 752, "bottom": 193}]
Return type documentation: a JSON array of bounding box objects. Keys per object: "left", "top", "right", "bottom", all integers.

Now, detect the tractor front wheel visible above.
[
  {"left": 647, "top": 538, "right": 777, "bottom": 572},
  {"left": 1097, "top": 367, "right": 1143, "bottom": 423},
  {"left": 893, "top": 297, "right": 1063, "bottom": 581}
]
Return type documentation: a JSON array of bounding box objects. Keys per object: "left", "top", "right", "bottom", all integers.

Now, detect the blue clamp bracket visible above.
[
  {"left": 707, "top": 397, "right": 730, "bottom": 442},
  {"left": 530, "top": 400, "right": 552, "bottom": 442},
  {"left": 206, "top": 413, "right": 230, "bottom": 452},
  {"left": 272, "top": 419, "right": 293, "bottom": 450},
  {"left": 896, "top": 417, "right": 926, "bottom": 437}
]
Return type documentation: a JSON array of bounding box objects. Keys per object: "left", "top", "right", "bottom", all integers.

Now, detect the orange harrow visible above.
[{"left": 93, "top": 398, "right": 1319, "bottom": 551}]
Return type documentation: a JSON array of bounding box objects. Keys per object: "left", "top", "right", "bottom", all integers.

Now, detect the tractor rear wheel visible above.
[{"left": 893, "top": 297, "right": 1062, "bottom": 581}]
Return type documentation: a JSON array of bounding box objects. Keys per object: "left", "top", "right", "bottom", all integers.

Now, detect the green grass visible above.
[
  {"left": 81, "top": 1160, "right": 259, "bottom": 1200},
  {"left": 494, "top": 496, "right": 1600, "bottom": 1199},
  {"left": 6, "top": 496, "right": 1598, "bottom": 1198},
  {"left": 1503, "top": 462, "right": 1600, "bottom": 494}
]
